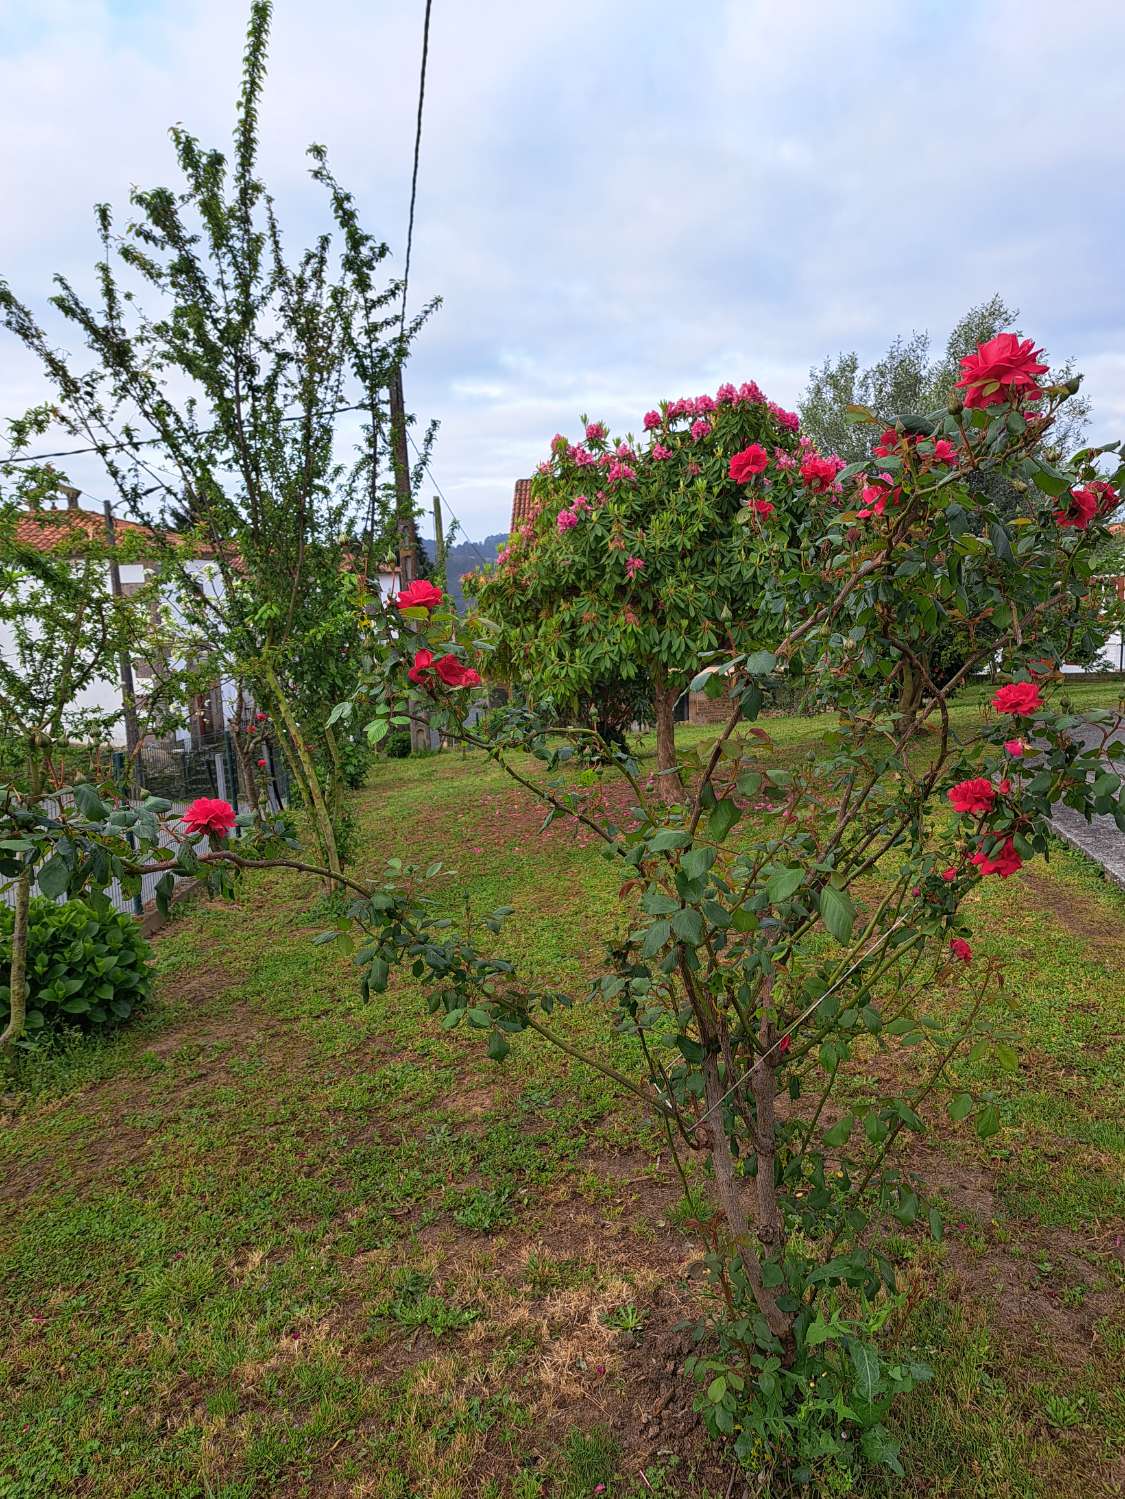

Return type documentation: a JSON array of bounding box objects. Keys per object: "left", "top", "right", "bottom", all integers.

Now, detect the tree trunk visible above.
[
  {"left": 263, "top": 664, "right": 341, "bottom": 884},
  {"left": 652, "top": 672, "right": 681, "bottom": 788},
  {"left": 0, "top": 868, "right": 31, "bottom": 1053},
  {"left": 898, "top": 659, "right": 925, "bottom": 731}
]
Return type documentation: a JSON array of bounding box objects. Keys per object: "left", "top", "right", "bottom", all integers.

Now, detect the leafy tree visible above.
[
  {"left": 467, "top": 386, "right": 807, "bottom": 780},
  {"left": 0, "top": 0, "right": 434, "bottom": 877},
  {"left": 799, "top": 295, "right": 1091, "bottom": 463}
]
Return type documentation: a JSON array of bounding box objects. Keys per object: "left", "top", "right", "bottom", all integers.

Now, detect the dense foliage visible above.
[
  {"left": 467, "top": 387, "right": 811, "bottom": 773},
  {"left": 0, "top": 896, "right": 152, "bottom": 1037}
]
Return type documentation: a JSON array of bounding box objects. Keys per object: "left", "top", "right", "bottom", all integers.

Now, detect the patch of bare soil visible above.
[{"left": 1020, "top": 869, "right": 1125, "bottom": 952}]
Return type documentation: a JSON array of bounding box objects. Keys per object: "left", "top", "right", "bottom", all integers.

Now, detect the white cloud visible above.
[{"left": 1, "top": 0, "right": 1123, "bottom": 538}]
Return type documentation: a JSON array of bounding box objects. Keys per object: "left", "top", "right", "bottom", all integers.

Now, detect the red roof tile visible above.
[
  {"left": 12, "top": 506, "right": 170, "bottom": 554},
  {"left": 509, "top": 478, "right": 533, "bottom": 532}
]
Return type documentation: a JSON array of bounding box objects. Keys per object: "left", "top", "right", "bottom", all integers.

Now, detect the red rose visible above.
[
  {"left": 947, "top": 777, "right": 996, "bottom": 816},
  {"left": 857, "top": 476, "right": 899, "bottom": 518},
  {"left": 874, "top": 428, "right": 900, "bottom": 458},
  {"left": 1054, "top": 486, "right": 1099, "bottom": 531},
  {"left": 778, "top": 1034, "right": 791, "bottom": 1056},
  {"left": 729, "top": 444, "right": 769, "bottom": 482},
  {"left": 931, "top": 438, "right": 959, "bottom": 467},
  {"left": 940, "top": 867, "right": 958, "bottom": 882},
  {"left": 396, "top": 579, "right": 444, "bottom": 612},
  {"left": 992, "top": 681, "right": 1042, "bottom": 716},
  {"left": 407, "top": 647, "right": 435, "bottom": 685},
  {"left": 183, "top": 796, "right": 236, "bottom": 839},
  {"left": 950, "top": 938, "right": 972, "bottom": 963},
  {"left": 434, "top": 655, "right": 482, "bottom": 688},
  {"left": 257, "top": 758, "right": 267, "bottom": 768},
  {"left": 799, "top": 453, "right": 843, "bottom": 494},
  {"left": 750, "top": 498, "right": 775, "bottom": 517},
  {"left": 955, "top": 333, "right": 1048, "bottom": 409},
  {"left": 970, "top": 836, "right": 1023, "bottom": 879}
]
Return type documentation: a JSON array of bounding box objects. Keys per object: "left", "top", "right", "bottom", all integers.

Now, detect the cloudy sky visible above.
[{"left": 2, "top": 0, "right": 1124, "bottom": 543}]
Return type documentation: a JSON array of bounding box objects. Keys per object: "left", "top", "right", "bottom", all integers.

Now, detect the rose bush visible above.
[{"left": 327, "top": 332, "right": 1125, "bottom": 1485}]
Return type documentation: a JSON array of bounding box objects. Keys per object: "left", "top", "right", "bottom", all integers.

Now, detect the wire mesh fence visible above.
[{"left": 1, "top": 732, "right": 290, "bottom": 920}]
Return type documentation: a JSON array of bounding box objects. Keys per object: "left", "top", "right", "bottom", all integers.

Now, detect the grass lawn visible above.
[{"left": 1, "top": 702, "right": 1123, "bottom": 1498}]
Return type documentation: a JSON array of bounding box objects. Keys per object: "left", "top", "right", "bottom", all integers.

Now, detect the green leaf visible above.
[
  {"left": 641, "top": 920, "right": 672, "bottom": 958},
  {"left": 366, "top": 718, "right": 390, "bottom": 745},
  {"left": 487, "top": 1030, "right": 510, "bottom": 1062},
  {"left": 976, "top": 1103, "right": 1001, "bottom": 1139},
  {"left": 36, "top": 854, "right": 70, "bottom": 900},
  {"left": 995, "top": 1042, "right": 1019, "bottom": 1073},
  {"left": 648, "top": 829, "right": 692, "bottom": 853},
  {"left": 706, "top": 1376, "right": 727, "bottom": 1403},
  {"left": 948, "top": 1092, "right": 974, "bottom": 1122},
  {"left": 671, "top": 907, "right": 704, "bottom": 946},
  {"left": 823, "top": 1116, "right": 853, "bottom": 1148},
  {"left": 735, "top": 771, "right": 762, "bottom": 797},
  {"left": 746, "top": 650, "right": 776, "bottom": 676},
  {"left": 766, "top": 867, "right": 803, "bottom": 903},
  {"left": 708, "top": 799, "right": 741, "bottom": 843},
  {"left": 72, "top": 783, "right": 108, "bottom": 820},
  {"left": 848, "top": 1339, "right": 881, "bottom": 1403},
  {"left": 818, "top": 885, "right": 855, "bottom": 944}
]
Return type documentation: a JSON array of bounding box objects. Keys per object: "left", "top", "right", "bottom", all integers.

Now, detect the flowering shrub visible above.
[
  {"left": 334, "top": 334, "right": 1125, "bottom": 1485},
  {"left": 466, "top": 382, "right": 824, "bottom": 776}
]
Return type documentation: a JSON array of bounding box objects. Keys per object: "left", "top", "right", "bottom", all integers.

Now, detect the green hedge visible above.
[{"left": 1, "top": 897, "right": 153, "bottom": 1037}]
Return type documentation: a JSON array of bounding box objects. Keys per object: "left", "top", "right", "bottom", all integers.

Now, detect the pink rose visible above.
[
  {"left": 183, "top": 797, "right": 236, "bottom": 839},
  {"left": 956, "top": 333, "right": 1048, "bottom": 409},
  {"left": 643, "top": 410, "right": 661, "bottom": 430}
]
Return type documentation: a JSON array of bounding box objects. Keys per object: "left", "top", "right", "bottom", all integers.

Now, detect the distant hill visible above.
[{"left": 422, "top": 532, "right": 507, "bottom": 613}]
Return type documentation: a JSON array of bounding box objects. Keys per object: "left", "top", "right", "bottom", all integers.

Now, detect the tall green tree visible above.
[
  {"left": 799, "top": 296, "right": 1091, "bottom": 463},
  {"left": 0, "top": 0, "right": 435, "bottom": 876}
]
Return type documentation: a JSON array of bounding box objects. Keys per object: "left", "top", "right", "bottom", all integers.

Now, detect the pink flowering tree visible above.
[{"left": 467, "top": 385, "right": 825, "bottom": 780}]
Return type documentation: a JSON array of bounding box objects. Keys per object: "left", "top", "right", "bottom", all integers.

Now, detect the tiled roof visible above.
[
  {"left": 12, "top": 506, "right": 170, "bottom": 554},
  {"left": 509, "top": 478, "right": 533, "bottom": 532}
]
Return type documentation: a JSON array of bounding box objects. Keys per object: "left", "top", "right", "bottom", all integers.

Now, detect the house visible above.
[
  {"left": 5, "top": 495, "right": 235, "bottom": 749},
  {"left": 6, "top": 495, "right": 407, "bottom": 752}
]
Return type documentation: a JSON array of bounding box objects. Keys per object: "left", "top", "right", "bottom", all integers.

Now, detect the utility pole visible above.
[
  {"left": 97, "top": 494, "right": 143, "bottom": 774},
  {"left": 388, "top": 365, "right": 419, "bottom": 588},
  {"left": 388, "top": 365, "right": 429, "bottom": 752},
  {"left": 431, "top": 494, "right": 447, "bottom": 593}
]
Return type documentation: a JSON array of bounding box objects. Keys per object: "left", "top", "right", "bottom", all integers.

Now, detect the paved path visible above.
[{"left": 1048, "top": 721, "right": 1125, "bottom": 891}]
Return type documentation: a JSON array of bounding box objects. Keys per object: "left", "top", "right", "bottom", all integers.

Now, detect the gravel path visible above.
[{"left": 1048, "top": 721, "right": 1125, "bottom": 890}]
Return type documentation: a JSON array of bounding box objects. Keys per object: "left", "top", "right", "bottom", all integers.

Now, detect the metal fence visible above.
[{"left": 2, "top": 731, "right": 290, "bottom": 920}]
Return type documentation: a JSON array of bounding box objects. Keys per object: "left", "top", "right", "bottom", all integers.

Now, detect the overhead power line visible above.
[
  {"left": 3, "top": 402, "right": 375, "bottom": 467},
  {"left": 399, "top": 0, "right": 434, "bottom": 339},
  {"left": 405, "top": 430, "right": 492, "bottom": 574}
]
